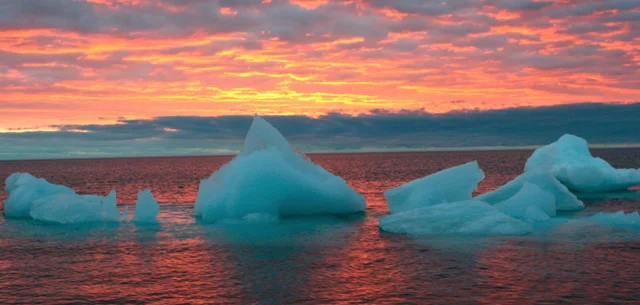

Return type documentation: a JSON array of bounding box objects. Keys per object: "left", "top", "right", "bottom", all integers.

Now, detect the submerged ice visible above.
[
  {"left": 4, "top": 173, "right": 123, "bottom": 224},
  {"left": 380, "top": 200, "right": 532, "bottom": 236},
  {"left": 525, "top": 134, "right": 640, "bottom": 193},
  {"left": 195, "top": 116, "right": 366, "bottom": 223},
  {"left": 385, "top": 161, "right": 484, "bottom": 214},
  {"left": 582, "top": 211, "right": 640, "bottom": 226},
  {"left": 133, "top": 189, "right": 159, "bottom": 223}
]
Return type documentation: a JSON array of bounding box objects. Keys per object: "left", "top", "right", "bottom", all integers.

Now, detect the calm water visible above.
[{"left": 1, "top": 150, "right": 639, "bottom": 304}]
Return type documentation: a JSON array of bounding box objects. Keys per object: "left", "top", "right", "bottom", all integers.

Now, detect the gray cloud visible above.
[
  {"left": 362, "top": 0, "right": 475, "bottom": 16},
  {"left": 491, "top": 0, "right": 554, "bottom": 11}
]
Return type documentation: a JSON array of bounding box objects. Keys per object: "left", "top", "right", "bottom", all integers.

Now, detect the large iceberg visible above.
[
  {"left": 133, "top": 189, "right": 160, "bottom": 223},
  {"left": 385, "top": 161, "right": 484, "bottom": 214},
  {"left": 525, "top": 134, "right": 640, "bottom": 192},
  {"left": 380, "top": 200, "right": 532, "bottom": 236},
  {"left": 476, "top": 170, "right": 584, "bottom": 211},
  {"left": 195, "top": 116, "right": 366, "bottom": 223},
  {"left": 493, "top": 183, "right": 556, "bottom": 223},
  {"left": 4, "top": 173, "right": 123, "bottom": 224}
]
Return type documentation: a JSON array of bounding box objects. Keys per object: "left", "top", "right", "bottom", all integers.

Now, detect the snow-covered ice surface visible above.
[
  {"left": 476, "top": 170, "right": 584, "bottom": 211},
  {"left": 133, "top": 189, "right": 160, "bottom": 223},
  {"left": 525, "top": 134, "right": 640, "bottom": 193},
  {"left": 4, "top": 173, "right": 123, "bottom": 224},
  {"left": 384, "top": 161, "right": 484, "bottom": 214},
  {"left": 195, "top": 116, "right": 366, "bottom": 223},
  {"left": 380, "top": 200, "right": 532, "bottom": 235}
]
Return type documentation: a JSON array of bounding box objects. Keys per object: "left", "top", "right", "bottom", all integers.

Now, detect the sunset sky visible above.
[{"left": 1, "top": 0, "right": 639, "bottom": 158}]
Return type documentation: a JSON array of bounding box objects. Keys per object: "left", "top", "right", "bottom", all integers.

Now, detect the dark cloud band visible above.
[{"left": 1, "top": 102, "right": 639, "bottom": 160}]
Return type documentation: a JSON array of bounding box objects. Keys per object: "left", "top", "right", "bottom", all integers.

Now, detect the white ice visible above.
[
  {"left": 475, "top": 170, "right": 584, "bottom": 211},
  {"left": 380, "top": 200, "right": 532, "bottom": 236},
  {"left": 493, "top": 182, "right": 556, "bottom": 224},
  {"left": 4, "top": 173, "right": 123, "bottom": 224},
  {"left": 385, "top": 161, "right": 484, "bottom": 214},
  {"left": 525, "top": 134, "right": 640, "bottom": 193},
  {"left": 133, "top": 189, "right": 160, "bottom": 223},
  {"left": 195, "top": 115, "right": 366, "bottom": 223}
]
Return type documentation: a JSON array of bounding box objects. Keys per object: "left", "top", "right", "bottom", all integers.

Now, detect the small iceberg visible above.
[
  {"left": 4, "top": 173, "right": 124, "bottom": 224},
  {"left": 380, "top": 200, "right": 532, "bottom": 236},
  {"left": 4, "top": 173, "right": 76, "bottom": 218},
  {"left": 525, "top": 134, "right": 640, "bottom": 193},
  {"left": 379, "top": 159, "right": 638, "bottom": 237},
  {"left": 385, "top": 161, "right": 484, "bottom": 214},
  {"left": 475, "top": 170, "right": 584, "bottom": 211},
  {"left": 380, "top": 162, "right": 531, "bottom": 236},
  {"left": 133, "top": 189, "right": 160, "bottom": 223},
  {"left": 195, "top": 115, "right": 366, "bottom": 223}
]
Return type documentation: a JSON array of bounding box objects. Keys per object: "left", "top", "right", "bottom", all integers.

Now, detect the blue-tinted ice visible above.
[{"left": 195, "top": 116, "right": 366, "bottom": 223}]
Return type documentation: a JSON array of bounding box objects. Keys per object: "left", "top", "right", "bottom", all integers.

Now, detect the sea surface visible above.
[{"left": 1, "top": 150, "right": 639, "bottom": 304}]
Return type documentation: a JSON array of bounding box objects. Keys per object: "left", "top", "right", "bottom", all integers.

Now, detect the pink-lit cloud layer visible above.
[{"left": 1, "top": 0, "right": 639, "bottom": 130}]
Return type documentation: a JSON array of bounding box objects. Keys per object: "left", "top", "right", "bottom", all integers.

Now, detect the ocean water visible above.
[{"left": 1, "top": 150, "right": 639, "bottom": 304}]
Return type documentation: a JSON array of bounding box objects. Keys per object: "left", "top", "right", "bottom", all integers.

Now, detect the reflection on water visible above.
[{"left": 1, "top": 150, "right": 639, "bottom": 304}]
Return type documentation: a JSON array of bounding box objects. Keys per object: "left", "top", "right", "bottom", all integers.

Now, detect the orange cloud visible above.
[{"left": 0, "top": 0, "right": 638, "bottom": 130}]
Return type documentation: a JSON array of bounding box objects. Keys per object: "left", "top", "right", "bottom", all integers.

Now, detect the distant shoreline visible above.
[{"left": 2, "top": 144, "right": 640, "bottom": 162}]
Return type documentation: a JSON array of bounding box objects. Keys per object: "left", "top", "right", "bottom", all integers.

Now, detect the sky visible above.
[{"left": 1, "top": 0, "right": 639, "bottom": 158}]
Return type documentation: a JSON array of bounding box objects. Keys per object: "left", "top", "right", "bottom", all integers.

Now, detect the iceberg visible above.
[
  {"left": 493, "top": 183, "right": 556, "bottom": 223},
  {"left": 4, "top": 173, "right": 76, "bottom": 218},
  {"left": 195, "top": 116, "right": 366, "bottom": 223},
  {"left": 379, "top": 200, "right": 532, "bottom": 236},
  {"left": 133, "top": 189, "right": 160, "bottom": 223},
  {"left": 385, "top": 161, "right": 484, "bottom": 214},
  {"left": 30, "top": 190, "right": 122, "bottom": 224},
  {"left": 525, "top": 134, "right": 640, "bottom": 192},
  {"left": 476, "top": 170, "right": 584, "bottom": 211},
  {"left": 4, "top": 172, "right": 123, "bottom": 224}
]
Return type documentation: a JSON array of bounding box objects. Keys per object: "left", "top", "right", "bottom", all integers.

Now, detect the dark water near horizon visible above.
[{"left": 1, "top": 150, "right": 639, "bottom": 304}]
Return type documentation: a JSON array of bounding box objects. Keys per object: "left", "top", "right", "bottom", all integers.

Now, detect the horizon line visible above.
[{"left": 2, "top": 143, "right": 640, "bottom": 162}]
